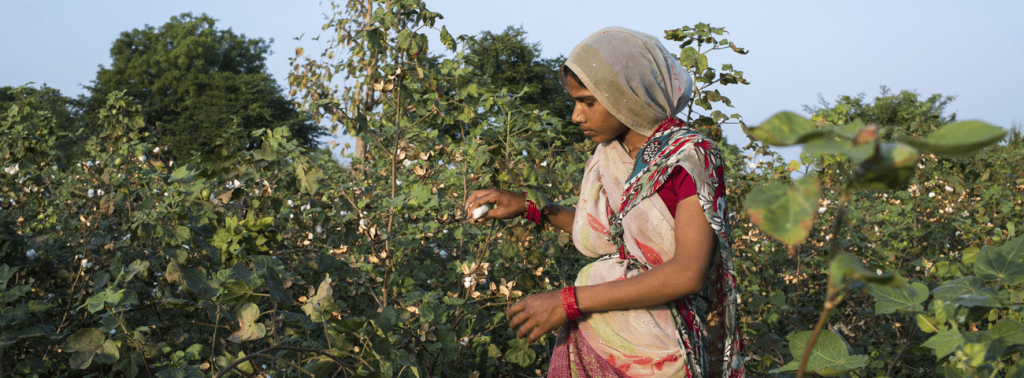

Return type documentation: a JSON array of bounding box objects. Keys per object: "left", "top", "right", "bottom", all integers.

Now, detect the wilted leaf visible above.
[
  {"left": 65, "top": 328, "right": 104, "bottom": 369},
  {"left": 229, "top": 302, "right": 266, "bottom": 343}
]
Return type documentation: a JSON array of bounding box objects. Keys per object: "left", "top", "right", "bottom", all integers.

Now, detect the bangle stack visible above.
[
  {"left": 524, "top": 193, "right": 542, "bottom": 224},
  {"left": 560, "top": 286, "right": 583, "bottom": 321}
]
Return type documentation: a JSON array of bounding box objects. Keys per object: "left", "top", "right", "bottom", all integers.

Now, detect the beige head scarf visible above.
[{"left": 560, "top": 26, "right": 693, "bottom": 137}]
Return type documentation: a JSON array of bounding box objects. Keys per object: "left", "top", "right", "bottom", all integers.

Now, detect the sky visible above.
[{"left": 2, "top": 0, "right": 1022, "bottom": 162}]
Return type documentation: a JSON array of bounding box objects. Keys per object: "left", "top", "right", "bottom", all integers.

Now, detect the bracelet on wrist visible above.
[
  {"left": 524, "top": 192, "right": 542, "bottom": 224},
  {"left": 560, "top": 286, "right": 583, "bottom": 321}
]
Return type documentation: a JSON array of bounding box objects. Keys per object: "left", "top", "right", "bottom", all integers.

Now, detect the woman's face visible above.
[{"left": 566, "top": 76, "right": 629, "bottom": 144}]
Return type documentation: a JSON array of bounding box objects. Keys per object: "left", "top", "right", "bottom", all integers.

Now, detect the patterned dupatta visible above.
[{"left": 554, "top": 118, "right": 743, "bottom": 378}]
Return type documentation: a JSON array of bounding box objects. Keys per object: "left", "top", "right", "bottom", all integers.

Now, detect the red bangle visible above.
[
  {"left": 561, "top": 286, "right": 583, "bottom": 321},
  {"left": 524, "top": 193, "right": 542, "bottom": 224}
]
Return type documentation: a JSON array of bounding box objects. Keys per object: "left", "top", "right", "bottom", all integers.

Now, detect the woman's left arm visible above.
[{"left": 508, "top": 195, "right": 714, "bottom": 342}]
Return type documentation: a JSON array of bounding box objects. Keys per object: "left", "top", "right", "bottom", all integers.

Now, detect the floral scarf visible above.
[{"left": 555, "top": 118, "right": 743, "bottom": 378}]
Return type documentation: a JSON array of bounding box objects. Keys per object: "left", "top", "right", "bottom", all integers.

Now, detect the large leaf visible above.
[
  {"left": 868, "top": 282, "right": 929, "bottom": 314},
  {"left": 922, "top": 329, "right": 965, "bottom": 359},
  {"left": 770, "top": 330, "right": 868, "bottom": 376},
  {"left": 931, "top": 276, "right": 999, "bottom": 303},
  {"left": 749, "top": 111, "right": 825, "bottom": 146},
  {"left": 975, "top": 235, "right": 1024, "bottom": 285},
  {"left": 990, "top": 321, "right": 1024, "bottom": 345},
  {"left": 904, "top": 120, "right": 1007, "bottom": 155},
  {"left": 745, "top": 176, "right": 821, "bottom": 246},
  {"left": 65, "top": 328, "right": 105, "bottom": 369},
  {"left": 829, "top": 253, "right": 897, "bottom": 288}
]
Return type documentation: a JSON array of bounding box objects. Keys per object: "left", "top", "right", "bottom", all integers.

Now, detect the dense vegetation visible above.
[{"left": 1, "top": 0, "right": 1021, "bottom": 377}]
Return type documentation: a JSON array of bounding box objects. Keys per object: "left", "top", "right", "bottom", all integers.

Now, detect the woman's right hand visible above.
[{"left": 464, "top": 189, "right": 526, "bottom": 222}]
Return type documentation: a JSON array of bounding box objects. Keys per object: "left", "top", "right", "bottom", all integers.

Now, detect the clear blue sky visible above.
[{"left": 2, "top": 0, "right": 1021, "bottom": 159}]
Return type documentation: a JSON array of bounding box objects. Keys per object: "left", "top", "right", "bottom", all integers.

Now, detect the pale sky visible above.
[{"left": 2, "top": 0, "right": 1021, "bottom": 159}]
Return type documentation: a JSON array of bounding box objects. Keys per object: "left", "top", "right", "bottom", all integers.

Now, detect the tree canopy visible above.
[{"left": 85, "top": 12, "right": 324, "bottom": 161}]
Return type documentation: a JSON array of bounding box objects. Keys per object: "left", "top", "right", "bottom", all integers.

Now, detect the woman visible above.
[{"left": 464, "top": 27, "right": 742, "bottom": 377}]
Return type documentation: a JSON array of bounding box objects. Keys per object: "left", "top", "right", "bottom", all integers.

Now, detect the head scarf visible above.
[{"left": 560, "top": 26, "right": 693, "bottom": 137}]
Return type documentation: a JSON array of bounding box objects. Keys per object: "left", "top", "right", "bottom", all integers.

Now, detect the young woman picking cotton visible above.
[{"left": 464, "top": 27, "right": 743, "bottom": 377}]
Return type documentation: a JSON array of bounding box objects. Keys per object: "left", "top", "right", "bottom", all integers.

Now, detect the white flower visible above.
[
  {"left": 928, "top": 192, "right": 935, "bottom": 198},
  {"left": 463, "top": 276, "right": 474, "bottom": 288},
  {"left": 87, "top": 189, "right": 96, "bottom": 198},
  {"left": 26, "top": 249, "right": 37, "bottom": 260},
  {"left": 945, "top": 185, "right": 954, "bottom": 192}
]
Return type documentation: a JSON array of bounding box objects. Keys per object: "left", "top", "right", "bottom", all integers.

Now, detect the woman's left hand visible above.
[{"left": 507, "top": 290, "right": 568, "bottom": 343}]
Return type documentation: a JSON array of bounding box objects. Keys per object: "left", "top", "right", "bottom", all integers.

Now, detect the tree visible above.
[
  {"left": 805, "top": 86, "right": 957, "bottom": 139},
  {"left": 84, "top": 13, "right": 324, "bottom": 162},
  {"left": 465, "top": 26, "right": 576, "bottom": 137},
  {"left": 1, "top": 85, "right": 85, "bottom": 164}
]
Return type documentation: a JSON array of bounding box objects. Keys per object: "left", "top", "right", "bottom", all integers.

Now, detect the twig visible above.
[{"left": 885, "top": 322, "right": 916, "bottom": 377}]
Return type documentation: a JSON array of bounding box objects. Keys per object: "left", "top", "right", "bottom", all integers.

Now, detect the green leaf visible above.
[
  {"left": 744, "top": 176, "right": 821, "bottom": 246},
  {"left": 0, "top": 264, "right": 17, "bottom": 289},
  {"left": 990, "top": 321, "right": 1024, "bottom": 345},
  {"left": 228, "top": 302, "right": 266, "bottom": 343},
  {"left": 440, "top": 26, "right": 457, "bottom": 51},
  {"left": 903, "top": 120, "right": 1007, "bottom": 155},
  {"left": 749, "top": 111, "right": 825, "bottom": 146},
  {"left": 65, "top": 328, "right": 105, "bottom": 369},
  {"left": 770, "top": 330, "right": 868, "bottom": 376},
  {"left": 265, "top": 265, "right": 292, "bottom": 305},
  {"left": 922, "top": 329, "right": 965, "bottom": 359},
  {"left": 302, "top": 276, "right": 337, "bottom": 322},
  {"left": 917, "top": 314, "right": 941, "bottom": 333},
  {"left": 975, "top": 236, "right": 1024, "bottom": 285},
  {"left": 868, "top": 282, "right": 929, "bottom": 314},
  {"left": 850, "top": 142, "right": 920, "bottom": 191},
  {"left": 94, "top": 339, "right": 120, "bottom": 364},
  {"left": 931, "top": 276, "right": 996, "bottom": 302}
]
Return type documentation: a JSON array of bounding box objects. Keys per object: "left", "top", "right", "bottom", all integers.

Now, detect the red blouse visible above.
[{"left": 656, "top": 166, "right": 697, "bottom": 218}]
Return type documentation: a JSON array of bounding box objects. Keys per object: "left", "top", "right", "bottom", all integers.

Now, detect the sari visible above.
[{"left": 550, "top": 27, "right": 743, "bottom": 378}]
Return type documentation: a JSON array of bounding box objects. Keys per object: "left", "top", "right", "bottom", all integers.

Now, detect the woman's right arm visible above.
[{"left": 464, "top": 189, "right": 575, "bottom": 234}]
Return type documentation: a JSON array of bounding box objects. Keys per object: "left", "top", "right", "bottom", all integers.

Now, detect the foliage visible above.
[
  {"left": 464, "top": 26, "right": 575, "bottom": 138},
  {"left": 742, "top": 102, "right": 1019, "bottom": 377},
  {"left": 84, "top": 12, "right": 324, "bottom": 162},
  {"left": 4, "top": 1, "right": 1021, "bottom": 377}
]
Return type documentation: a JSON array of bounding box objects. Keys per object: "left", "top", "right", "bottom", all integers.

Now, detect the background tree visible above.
[
  {"left": 1, "top": 85, "right": 85, "bottom": 164},
  {"left": 464, "top": 26, "right": 578, "bottom": 139},
  {"left": 84, "top": 12, "right": 324, "bottom": 162}
]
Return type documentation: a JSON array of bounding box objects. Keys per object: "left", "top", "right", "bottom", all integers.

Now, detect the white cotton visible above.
[
  {"left": 169, "top": 160, "right": 174, "bottom": 167},
  {"left": 182, "top": 245, "right": 190, "bottom": 250},
  {"left": 396, "top": 180, "right": 403, "bottom": 185},
  {"left": 110, "top": 329, "right": 116, "bottom": 335},
  {"left": 540, "top": 160, "right": 548, "bottom": 167},
  {"left": 439, "top": 250, "right": 449, "bottom": 258},
  {"left": 472, "top": 204, "right": 493, "bottom": 219},
  {"left": 87, "top": 189, "right": 96, "bottom": 198},
  {"left": 86, "top": 161, "right": 94, "bottom": 167},
  {"left": 747, "top": 161, "right": 756, "bottom": 170},
  {"left": 287, "top": 200, "right": 294, "bottom": 207},
  {"left": 316, "top": 225, "right": 323, "bottom": 234},
  {"left": 153, "top": 147, "right": 160, "bottom": 153},
  {"left": 164, "top": 192, "right": 169, "bottom": 197},
  {"left": 818, "top": 206, "right": 827, "bottom": 214},
  {"left": 26, "top": 249, "right": 37, "bottom": 260},
  {"left": 463, "top": 276, "right": 474, "bottom": 288},
  {"left": 876, "top": 269, "right": 883, "bottom": 275},
  {"left": 138, "top": 155, "right": 147, "bottom": 163},
  {"left": 124, "top": 234, "right": 131, "bottom": 240},
  {"left": 929, "top": 192, "right": 935, "bottom": 198},
  {"left": 945, "top": 185, "right": 954, "bottom": 192},
  {"left": 97, "top": 189, "right": 105, "bottom": 196},
  {"left": 233, "top": 179, "right": 241, "bottom": 188},
  {"left": 81, "top": 259, "right": 93, "bottom": 269}
]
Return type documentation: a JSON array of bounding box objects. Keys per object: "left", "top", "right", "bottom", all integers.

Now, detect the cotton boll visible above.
[
  {"left": 26, "top": 249, "right": 37, "bottom": 260},
  {"left": 928, "top": 192, "right": 935, "bottom": 198},
  {"left": 472, "top": 204, "right": 493, "bottom": 219},
  {"left": 463, "top": 276, "right": 474, "bottom": 288},
  {"left": 81, "top": 259, "right": 93, "bottom": 269},
  {"left": 945, "top": 185, "right": 954, "bottom": 192},
  {"left": 88, "top": 189, "right": 96, "bottom": 198},
  {"left": 97, "top": 189, "right": 105, "bottom": 196}
]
